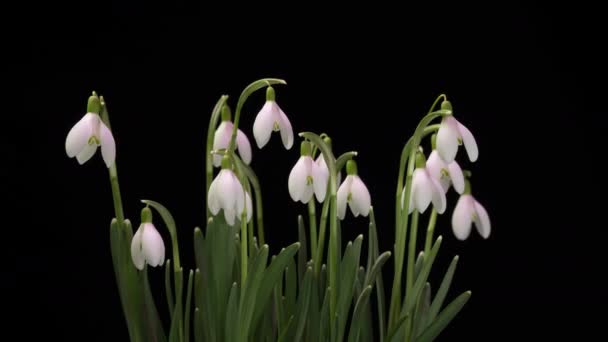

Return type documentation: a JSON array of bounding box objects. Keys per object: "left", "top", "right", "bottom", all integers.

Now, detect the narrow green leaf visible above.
[
  {"left": 336, "top": 235, "right": 364, "bottom": 342},
  {"left": 428, "top": 255, "right": 459, "bottom": 322},
  {"left": 404, "top": 236, "right": 442, "bottom": 314},
  {"left": 293, "top": 267, "right": 313, "bottom": 342},
  {"left": 194, "top": 308, "right": 202, "bottom": 342},
  {"left": 169, "top": 268, "right": 184, "bottom": 342},
  {"left": 239, "top": 245, "right": 269, "bottom": 341},
  {"left": 165, "top": 259, "right": 174, "bottom": 319},
  {"left": 347, "top": 286, "right": 373, "bottom": 342},
  {"left": 364, "top": 251, "right": 391, "bottom": 288},
  {"left": 184, "top": 270, "right": 194, "bottom": 342},
  {"left": 388, "top": 314, "right": 409, "bottom": 342},
  {"left": 297, "top": 215, "right": 308, "bottom": 285},
  {"left": 277, "top": 316, "right": 295, "bottom": 342},
  {"left": 318, "top": 287, "right": 331, "bottom": 342},
  {"left": 251, "top": 243, "right": 300, "bottom": 331},
  {"left": 284, "top": 259, "right": 297, "bottom": 318},
  {"left": 413, "top": 283, "right": 431, "bottom": 338},
  {"left": 417, "top": 291, "right": 471, "bottom": 342},
  {"left": 307, "top": 275, "right": 321, "bottom": 341},
  {"left": 368, "top": 209, "right": 387, "bottom": 342},
  {"left": 225, "top": 282, "right": 239, "bottom": 342},
  {"left": 414, "top": 251, "right": 425, "bottom": 281}
]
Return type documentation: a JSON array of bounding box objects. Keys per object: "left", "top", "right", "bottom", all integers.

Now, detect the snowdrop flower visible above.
[
  {"left": 252, "top": 86, "right": 293, "bottom": 149},
  {"left": 288, "top": 141, "right": 328, "bottom": 203},
  {"left": 402, "top": 152, "right": 446, "bottom": 214},
  {"left": 208, "top": 156, "right": 246, "bottom": 226},
  {"left": 452, "top": 181, "right": 491, "bottom": 240},
  {"left": 65, "top": 94, "right": 116, "bottom": 167},
  {"left": 213, "top": 105, "right": 252, "bottom": 166},
  {"left": 337, "top": 160, "right": 371, "bottom": 219},
  {"left": 131, "top": 207, "right": 165, "bottom": 270},
  {"left": 435, "top": 101, "right": 478, "bottom": 164},
  {"left": 426, "top": 150, "right": 465, "bottom": 194}
]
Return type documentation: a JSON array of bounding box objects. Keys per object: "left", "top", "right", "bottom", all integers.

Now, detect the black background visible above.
[{"left": 8, "top": 1, "right": 605, "bottom": 340}]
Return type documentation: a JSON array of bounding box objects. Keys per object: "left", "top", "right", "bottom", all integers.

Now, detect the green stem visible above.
[
  {"left": 99, "top": 99, "right": 125, "bottom": 223},
  {"left": 405, "top": 211, "right": 419, "bottom": 301},
  {"left": 299, "top": 132, "right": 338, "bottom": 323},
  {"left": 314, "top": 193, "right": 330, "bottom": 276},
  {"left": 205, "top": 96, "right": 229, "bottom": 220},
  {"left": 240, "top": 213, "right": 248, "bottom": 285},
  {"left": 308, "top": 200, "right": 318, "bottom": 262},
  {"left": 233, "top": 155, "right": 266, "bottom": 246},
  {"left": 424, "top": 209, "right": 437, "bottom": 256}
]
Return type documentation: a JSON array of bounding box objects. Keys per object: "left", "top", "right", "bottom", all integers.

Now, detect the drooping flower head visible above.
[
  {"left": 337, "top": 160, "right": 371, "bottom": 219},
  {"left": 288, "top": 141, "right": 328, "bottom": 203},
  {"left": 131, "top": 207, "right": 165, "bottom": 270},
  {"left": 402, "top": 151, "right": 446, "bottom": 214},
  {"left": 451, "top": 179, "right": 491, "bottom": 240},
  {"left": 65, "top": 93, "right": 116, "bottom": 167},
  {"left": 252, "top": 86, "right": 293, "bottom": 149},
  {"left": 213, "top": 104, "right": 252, "bottom": 166},
  {"left": 207, "top": 156, "right": 247, "bottom": 225},
  {"left": 426, "top": 149, "right": 465, "bottom": 194},
  {"left": 436, "top": 101, "right": 478, "bottom": 164}
]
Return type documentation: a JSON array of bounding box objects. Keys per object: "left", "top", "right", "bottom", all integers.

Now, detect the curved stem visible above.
[
  {"left": 424, "top": 209, "right": 437, "bottom": 256},
  {"left": 405, "top": 211, "right": 420, "bottom": 300},
  {"left": 314, "top": 192, "right": 330, "bottom": 276},
  {"left": 99, "top": 99, "right": 125, "bottom": 224},
  {"left": 206, "top": 95, "right": 229, "bottom": 220},
  {"left": 233, "top": 155, "right": 266, "bottom": 246}
]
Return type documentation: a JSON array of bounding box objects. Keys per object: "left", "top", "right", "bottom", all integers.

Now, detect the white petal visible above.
[
  {"left": 457, "top": 121, "right": 479, "bottom": 162},
  {"left": 288, "top": 157, "right": 311, "bottom": 202},
  {"left": 429, "top": 174, "right": 447, "bottom": 214},
  {"left": 312, "top": 160, "right": 328, "bottom": 202},
  {"left": 252, "top": 101, "right": 276, "bottom": 148},
  {"left": 99, "top": 122, "right": 116, "bottom": 168},
  {"left": 76, "top": 143, "right": 97, "bottom": 164},
  {"left": 337, "top": 176, "right": 352, "bottom": 220},
  {"left": 142, "top": 223, "right": 165, "bottom": 267},
  {"left": 452, "top": 195, "right": 475, "bottom": 240},
  {"left": 232, "top": 173, "right": 245, "bottom": 217},
  {"left": 447, "top": 161, "right": 465, "bottom": 194},
  {"left": 224, "top": 207, "right": 236, "bottom": 226},
  {"left": 130, "top": 225, "right": 145, "bottom": 270},
  {"left": 426, "top": 151, "right": 446, "bottom": 181},
  {"left": 236, "top": 129, "right": 253, "bottom": 164},
  {"left": 436, "top": 116, "right": 460, "bottom": 163},
  {"left": 349, "top": 176, "right": 371, "bottom": 217},
  {"left": 207, "top": 174, "right": 222, "bottom": 215},
  {"left": 412, "top": 169, "right": 432, "bottom": 213},
  {"left": 473, "top": 199, "right": 491, "bottom": 239},
  {"left": 300, "top": 184, "right": 314, "bottom": 204},
  {"left": 217, "top": 170, "right": 238, "bottom": 213},
  {"left": 213, "top": 122, "right": 232, "bottom": 166},
  {"left": 245, "top": 192, "right": 253, "bottom": 223},
  {"left": 277, "top": 106, "right": 294, "bottom": 149},
  {"left": 65, "top": 113, "right": 96, "bottom": 158}
]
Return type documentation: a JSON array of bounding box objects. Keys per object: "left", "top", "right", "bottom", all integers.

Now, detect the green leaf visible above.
[
  {"left": 417, "top": 291, "right": 471, "bottom": 342},
  {"left": 239, "top": 245, "right": 269, "bottom": 341},
  {"left": 428, "top": 255, "right": 459, "bottom": 323},
  {"left": 184, "top": 270, "right": 194, "bottom": 342},
  {"left": 388, "top": 314, "right": 409, "bottom": 342},
  {"left": 404, "top": 236, "right": 442, "bottom": 314},
  {"left": 336, "top": 235, "right": 364, "bottom": 342},
  {"left": 142, "top": 199, "right": 180, "bottom": 269},
  {"left": 368, "top": 209, "right": 387, "bottom": 342},
  {"left": 414, "top": 251, "right": 425, "bottom": 282},
  {"left": 165, "top": 259, "right": 175, "bottom": 319},
  {"left": 284, "top": 258, "right": 297, "bottom": 318},
  {"left": 364, "top": 251, "right": 391, "bottom": 289},
  {"left": 306, "top": 275, "right": 321, "bottom": 341},
  {"left": 297, "top": 215, "right": 308, "bottom": 285},
  {"left": 225, "top": 282, "right": 239, "bottom": 342},
  {"left": 318, "top": 287, "right": 331, "bottom": 342},
  {"left": 251, "top": 243, "right": 300, "bottom": 331},
  {"left": 347, "top": 285, "right": 373, "bottom": 342},
  {"left": 293, "top": 267, "right": 313, "bottom": 342},
  {"left": 277, "top": 316, "right": 295, "bottom": 342},
  {"left": 169, "top": 268, "right": 184, "bottom": 342},
  {"left": 194, "top": 308, "right": 202, "bottom": 342},
  {"left": 413, "top": 283, "right": 431, "bottom": 338}
]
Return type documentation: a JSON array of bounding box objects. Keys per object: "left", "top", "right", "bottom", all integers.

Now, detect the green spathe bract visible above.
[{"left": 67, "top": 79, "right": 489, "bottom": 341}]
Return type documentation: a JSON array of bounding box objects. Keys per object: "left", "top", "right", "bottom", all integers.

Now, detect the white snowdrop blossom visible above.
[
  {"left": 436, "top": 105, "right": 478, "bottom": 163},
  {"left": 402, "top": 164, "right": 447, "bottom": 214},
  {"left": 131, "top": 208, "right": 165, "bottom": 270},
  {"left": 252, "top": 86, "right": 293, "bottom": 149},
  {"left": 337, "top": 160, "right": 371, "bottom": 220},
  {"left": 451, "top": 194, "right": 491, "bottom": 240},
  {"left": 65, "top": 112, "right": 116, "bottom": 167},
  {"left": 213, "top": 120, "right": 252, "bottom": 166},
  {"left": 426, "top": 150, "right": 465, "bottom": 194},
  {"left": 208, "top": 158, "right": 247, "bottom": 226},
  {"left": 288, "top": 142, "right": 328, "bottom": 203}
]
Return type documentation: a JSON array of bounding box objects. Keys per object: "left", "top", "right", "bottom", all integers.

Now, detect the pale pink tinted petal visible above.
[
  {"left": 350, "top": 176, "right": 371, "bottom": 217},
  {"left": 142, "top": 223, "right": 165, "bottom": 267},
  {"left": 447, "top": 161, "right": 465, "bottom": 194},
  {"left": 252, "top": 102, "right": 276, "bottom": 148},
  {"left": 213, "top": 122, "right": 232, "bottom": 166},
  {"left": 337, "top": 176, "right": 353, "bottom": 219},
  {"left": 236, "top": 129, "right": 253, "bottom": 164},
  {"left": 207, "top": 174, "right": 222, "bottom": 215},
  {"left": 76, "top": 143, "right": 97, "bottom": 164},
  {"left": 99, "top": 122, "right": 116, "bottom": 168},
  {"left": 245, "top": 192, "right": 253, "bottom": 223},
  {"left": 218, "top": 170, "right": 237, "bottom": 213},
  {"left": 412, "top": 169, "right": 432, "bottom": 214},
  {"left": 312, "top": 160, "right": 328, "bottom": 202},
  {"left": 436, "top": 116, "right": 459, "bottom": 163},
  {"left": 300, "top": 184, "right": 314, "bottom": 204},
  {"left": 65, "top": 113, "right": 95, "bottom": 157},
  {"left": 428, "top": 173, "right": 447, "bottom": 214},
  {"left": 452, "top": 195, "right": 474, "bottom": 240},
  {"left": 457, "top": 121, "right": 478, "bottom": 162},
  {"left": 130, "top": 225, "right": 145, "bottom": 270},
  {"left": 426, "top": 150, "right": 445, "bottom": 181},
  {"left": 224, "top": 207, "right": 236, "bottom": 226},
  {"left": 288, "top": 157, "right": 310, "bottom": 202},
  {"left": 473, "top": 199, "right": 491, "bottom": 239},
  {"left": 277, "top": 106, "right": 294, "bottom": 149},
  {"left": 232, "top": 173, "right": 245, "bottom": 216}
]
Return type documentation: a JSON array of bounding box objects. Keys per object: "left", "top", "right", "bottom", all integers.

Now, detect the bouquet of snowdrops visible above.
[{"left": 65, "top": 78, "right": 490, "bottom": 342}]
